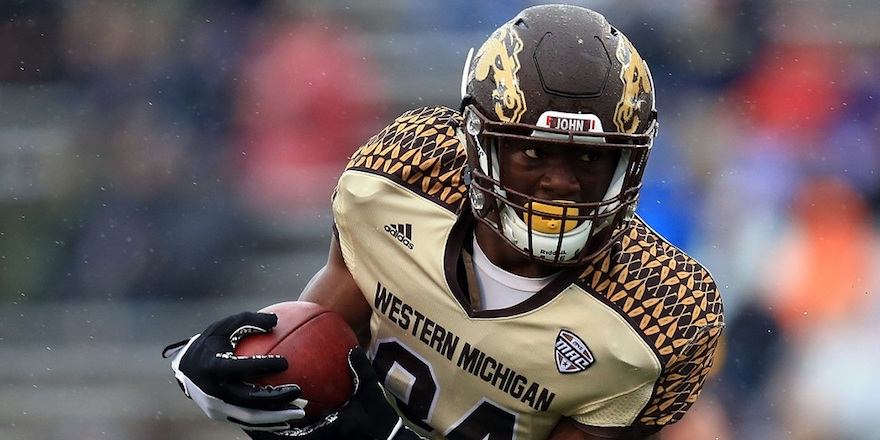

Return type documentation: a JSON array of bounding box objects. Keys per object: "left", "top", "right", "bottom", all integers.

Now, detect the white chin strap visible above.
[
  {"left": 498, "top": 150, "right": 629, "bottom": 262},
  {"left": 500, "top": 207, "right": 592, "bottom": 262}
]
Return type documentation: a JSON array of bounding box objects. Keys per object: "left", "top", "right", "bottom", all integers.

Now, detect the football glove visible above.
[
  {"left": 243, "top": 347, "right": 426, "bottom": 440},
  {"left": 163, "top": 311, "right": 306, "bottom": 431}
]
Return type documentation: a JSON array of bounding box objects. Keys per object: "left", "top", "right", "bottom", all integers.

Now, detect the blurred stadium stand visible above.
[{"left": 1, "top": 0, "right": 879, "bottom": 439}]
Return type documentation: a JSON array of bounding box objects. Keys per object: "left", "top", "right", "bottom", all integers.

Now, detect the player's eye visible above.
[
  {"left": 524, "top": 148, "right": 541, "bottom": 159},
  {"left": 578, "top": 151, "right": 600, "bottom": 162}
]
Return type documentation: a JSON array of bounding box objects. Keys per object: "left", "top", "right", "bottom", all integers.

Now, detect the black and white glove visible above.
[
  {"left": 163, "top": 312, "right": 306, "bottom": 431},
  {"left": 244, "top": 347, "right": 426, "bottom": 440}
]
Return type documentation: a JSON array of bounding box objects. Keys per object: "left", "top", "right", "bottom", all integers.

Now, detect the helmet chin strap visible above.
[{"left": 500, "top": 204, "right": 593, "bottom": 262}]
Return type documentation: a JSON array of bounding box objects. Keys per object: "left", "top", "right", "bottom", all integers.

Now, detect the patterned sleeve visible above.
[
  {"left": 342, "top": 106, "right": 468, "bottom": 214},
  {"left": 581, "top": 218, "right": 725, "bottom": 432}
]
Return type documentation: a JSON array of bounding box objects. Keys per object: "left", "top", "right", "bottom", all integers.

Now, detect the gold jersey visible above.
[{"left": 332, "top": 106, "right": 724, "bottom": 440}]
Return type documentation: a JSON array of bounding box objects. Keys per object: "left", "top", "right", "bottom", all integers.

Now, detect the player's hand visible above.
[
  {"left": 244, "top": 347, "right": 425, "bottom": 440},
  {"left": 162, "top": 312, "right": 306, "bottom": 431}
]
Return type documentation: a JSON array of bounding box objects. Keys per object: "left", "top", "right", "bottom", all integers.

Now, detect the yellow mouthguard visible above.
[{"left": 523, "top": 201, "right": 579, "bottom": 234}]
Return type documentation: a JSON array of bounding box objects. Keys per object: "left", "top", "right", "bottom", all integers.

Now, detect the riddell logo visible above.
[
  {"left": 539, "top": 249, "right": 567, "bottom": 256},
  {"left": 545, "top": 115, "right": 596, "bottom": 132},
  {"left": 384, "top": 223, "right": 414, "bottom": 250}
]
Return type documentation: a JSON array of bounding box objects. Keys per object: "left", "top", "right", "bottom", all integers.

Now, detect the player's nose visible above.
[{"left": 539, "top": 159, "right": 581, "bottom": 199}]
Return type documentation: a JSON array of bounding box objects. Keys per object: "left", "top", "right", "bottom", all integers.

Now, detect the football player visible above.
[{"left": 165, "top": 5, "right": 724, "bottom": 440}]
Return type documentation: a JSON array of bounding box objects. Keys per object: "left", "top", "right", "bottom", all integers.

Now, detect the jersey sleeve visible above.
[
  {"left": 338, "top": 106, "right": 469, "bottom": 214},
  {"left": 639, "top": 317, "right": 723, "bottom": 427},
  {"left": 574, "top": 217, "right": 725, "bottom": 433}
]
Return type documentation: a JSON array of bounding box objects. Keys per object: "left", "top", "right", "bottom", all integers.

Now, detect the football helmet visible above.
[{"left": 459, "top": 4, "right": 658, "bottom": 266}]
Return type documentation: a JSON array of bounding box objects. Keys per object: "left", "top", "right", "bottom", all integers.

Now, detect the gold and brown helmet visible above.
[{"left": 460, "top": 4, "right": 658, "bottom": 265}]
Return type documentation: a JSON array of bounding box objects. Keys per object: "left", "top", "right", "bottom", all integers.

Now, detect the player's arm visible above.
[
  {"left": 547, "top": 418, "right": 662, "bottom": 440},
  {"left": 298, "top": 233, "right": 372, "bottom": 345}
]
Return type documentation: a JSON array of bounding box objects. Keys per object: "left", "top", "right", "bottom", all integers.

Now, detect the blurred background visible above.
[{"left": 0, "top": 0, "right": 878, "bottom": 439}]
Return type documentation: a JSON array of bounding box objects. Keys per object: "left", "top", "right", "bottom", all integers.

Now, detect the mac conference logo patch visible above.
[{"left": 554, "top": 329, "right": 595, "bottom": 374}]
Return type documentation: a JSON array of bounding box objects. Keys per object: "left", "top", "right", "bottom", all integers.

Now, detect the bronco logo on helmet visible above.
[
  {"left": 470, "top": 23, "right": 527, "bottom": 123},
  {"left": 613, "top": 36, "right": 653, "bottom": 134}
]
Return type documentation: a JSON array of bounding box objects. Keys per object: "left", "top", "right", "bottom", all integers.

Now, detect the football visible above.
[{"left": 233, "top": 301, "right": 359, "bottom": 423}]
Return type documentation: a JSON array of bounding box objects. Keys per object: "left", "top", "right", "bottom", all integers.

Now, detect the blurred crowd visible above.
[{"left": 1, "top": 0, "right": 878, "bottom": 439}]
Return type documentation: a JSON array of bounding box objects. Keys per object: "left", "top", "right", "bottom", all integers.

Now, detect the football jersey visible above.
[{"left": 332, "top": 106, "right": 724, "bottom": 440}]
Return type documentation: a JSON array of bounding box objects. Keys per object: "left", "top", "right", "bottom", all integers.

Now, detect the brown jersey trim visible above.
[
  {"left": 573, "top": 420, "right": 662, "bottom": 439},
  {"left": 443, "top": 208, "right": 589, "bottom": 319},
  {"left": 444, "top": 210, "right": 479, "bottom": 316}
]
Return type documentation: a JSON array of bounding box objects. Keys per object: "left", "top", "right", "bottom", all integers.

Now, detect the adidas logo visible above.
[{"left": 384, "top": 223, "right": 414, "bottom": 250}]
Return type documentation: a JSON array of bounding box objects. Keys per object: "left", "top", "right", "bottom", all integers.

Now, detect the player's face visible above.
[{"left": 499, "top": 139, "right": 619, "bottom": 207}]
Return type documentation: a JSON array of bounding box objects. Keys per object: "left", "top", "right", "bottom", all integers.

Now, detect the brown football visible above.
[{"left": 234, "top": 301, "right": 358, "bottom": 422}]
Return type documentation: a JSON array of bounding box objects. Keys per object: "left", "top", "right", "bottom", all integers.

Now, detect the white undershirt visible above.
[{"left": 471, "top": 235, "right": 561, "bottom": 311}]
